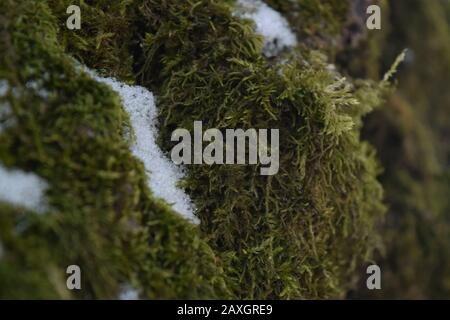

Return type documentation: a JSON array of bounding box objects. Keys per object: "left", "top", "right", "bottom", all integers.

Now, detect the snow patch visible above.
[
  {"left": 0, "top": 80, "right": 48, "bottom": 213},
  {"left": 0, "top": 80, "right": 9, "bottom": 97},
  {"left": 118, "top": 285, "right": 139, "bottom": 300},
  {"left": 0, "top": 80, "right": 14, "bottom": 134},
  {"left": 0, "top": 164, "right": 49, "bottom": 214},
  {"left": 90, "top": 73, "right": 199, "bottom": 224},
  {"left": 235, "top": 0, "right": 297, "bottom": 57}
]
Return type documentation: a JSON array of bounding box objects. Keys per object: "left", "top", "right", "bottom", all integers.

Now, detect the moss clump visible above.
[
  {"left": 0, "top": 0, "right": 230, "bottom": 299},
  {"left": 1, "top": 0, "right": 389, "bottom": 299},
  {"left": 48, "top": 0, "right": 138, "bottom": 82},
  {"left": 134, "top": 0, "right": 386, "bottom": 298}
]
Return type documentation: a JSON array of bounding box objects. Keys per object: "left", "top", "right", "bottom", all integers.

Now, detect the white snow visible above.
[
  {"left": 118, "top": 285, "right": 139, "bottom": 300},
  {"left": 0, "top": 80, "right": 13, "bottom": 134},
  {"left": 90, "top": 72, "right": 199, "bottom": 224},
  {"left": 0, "top": 164, "right": 49, "bottom": 214},
  {"left": 0, "top": 80, "right": 48, "bottom": 214},
  {"left": 0, "top": 80, "right": 8, "bottom": 97},
  {"left": 235, "top": 0, "right": 297, "bottom": 57}
]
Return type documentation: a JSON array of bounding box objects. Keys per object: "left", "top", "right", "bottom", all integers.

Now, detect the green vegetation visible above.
[
  {"left": 1, "top": 0, "right": 449, "bottom": 300},
  {"left": 0, "top": 0, "right": 230, "bottom": 299},
  {"left": 266, "top": 0, "right": 350, "bottom": 43}
]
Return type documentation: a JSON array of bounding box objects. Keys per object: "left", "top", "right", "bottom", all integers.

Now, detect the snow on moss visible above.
[
  {"left": 0, "top": 80, "right": 14, "bottom": 134},
  {"left": 235, "top": 0, "right": 298, "bottom": 57},
  {"left": 118, "top": 285, "right": 139, "bottom": 300},
  {"left": 0, "top": 164, "right": 49, "bottom": 214},
  {"left": 90, "top": 73, "right": 199, "bottom": 224},
  {"left": 0, "top": 80, "right": 8, "bottom": 96},
  {"left": 0, "top": 80, "right": 48, "bottom": 214}
]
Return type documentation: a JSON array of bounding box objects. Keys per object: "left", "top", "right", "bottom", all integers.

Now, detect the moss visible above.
[
  {"left": 356, "top": 95, "right": 450, "bottom": 299},
  {"left": 47, "top": 0, "right": 138, "bottom": 82},
  {"left": 0, "top": 0, "right": 389, "bottom": 299},
  {"left": 0, "top": 206, "right": 63, "bottom": 299},
  {"left": 134, "top": 0, "right": 386, "bottom": 298},
  {"left": 0, "top": 0, "right": 230, "bottom": 299}
]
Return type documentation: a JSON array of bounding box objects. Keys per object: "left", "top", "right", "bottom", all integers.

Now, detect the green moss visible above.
[
  {"left": 1, "top": 0, "right": 389, "bottom": 299},
  {"left": 266, "top": 0, "right": 350, "bottom": 43},
  {"left": 134, "top": 0, "right": 385, "bottom": 298},
  {"left": 48, "top": 0, "right": 138, "bottom": 81},
  {"left": 0, "top": 0, "right": 230, "bottom": 299}
]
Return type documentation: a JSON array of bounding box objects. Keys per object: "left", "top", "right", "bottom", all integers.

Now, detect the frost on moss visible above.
[{"left": 1, "top": 0, "right": 389, "bottom": 299}]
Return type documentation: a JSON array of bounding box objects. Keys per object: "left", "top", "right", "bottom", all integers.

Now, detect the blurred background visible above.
[
  {"left": 267, "top": 0, "right": 450, "bottom": 298},
  {"left": 342, "top": 0, "right": 450, "bottom": 299}
]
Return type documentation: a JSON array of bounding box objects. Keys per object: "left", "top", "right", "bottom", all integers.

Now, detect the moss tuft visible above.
[{"left": 0, "top": 0, "right": 230, "bottom": 299}]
